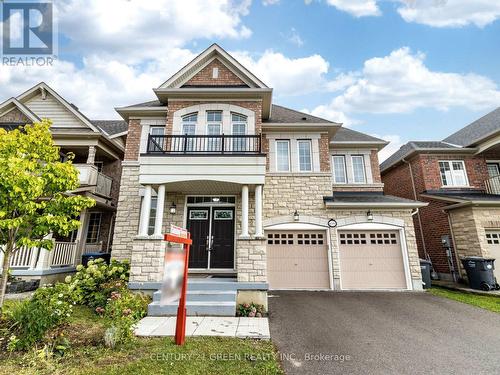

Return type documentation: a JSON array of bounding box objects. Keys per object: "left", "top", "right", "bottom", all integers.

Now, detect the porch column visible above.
[
  {"left": 86, "top": 145, "right": 96, "bottom": 164},
  {"left": 241, "top": 185, "right": 249, "bottom": 238},
  {"left": 255, "top": 185, "right": 263, "bottom": 238},
  {"left": 153, "top": 184, "right": 166, "bottom": 237},
  {"left": 138, "top": 185, "right": 152, "bottom": 237}
]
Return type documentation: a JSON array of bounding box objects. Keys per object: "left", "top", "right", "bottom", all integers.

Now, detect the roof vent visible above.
[{"left": 301, "top": 116, "right": 307, "bottom": 121}]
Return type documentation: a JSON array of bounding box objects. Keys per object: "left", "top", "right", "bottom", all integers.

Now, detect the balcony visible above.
[
  {"left": 146, "top": 134, "right": 262, "bottom": 155},
  {"left": 74, "top": 163, "right": 113, "bottom": 197},
  {"left": 140, "top": 134, "right": 266, "bottom": 186},
  {"left": 485, "top": 175, "right": 500, "bottom": 195}
]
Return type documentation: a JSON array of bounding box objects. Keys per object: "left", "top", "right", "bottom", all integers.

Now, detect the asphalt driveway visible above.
[{"left": 268, "top": 291, "right": 500, "bottom": 375}]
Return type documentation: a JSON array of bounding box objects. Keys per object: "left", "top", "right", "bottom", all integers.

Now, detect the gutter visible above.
[{"left": 324, "top": 201, "right": 428, "bottom": 209}]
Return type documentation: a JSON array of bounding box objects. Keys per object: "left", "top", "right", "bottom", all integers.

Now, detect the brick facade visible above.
[
  {"left": 183, "top": 59, "right": 247, "bottom": 87},
  {"left": 319, "top": 133, "right": 331, "bottom": 172},
  {"left": 124, "top": 119, "right": 141, "bottom": 161}
]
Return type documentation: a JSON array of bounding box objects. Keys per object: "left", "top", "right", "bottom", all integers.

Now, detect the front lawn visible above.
[
  {"left": 429, "top": 287, "right": 500, "bottom": 313},
  {"left": 0, "top": 305, "right": 283, "bottom": 375}
]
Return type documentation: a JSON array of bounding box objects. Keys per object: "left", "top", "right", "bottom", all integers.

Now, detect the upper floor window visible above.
[
  {"left": 439, "top": 160, "right": 468, "bottom": 187},
  {"left": 149, "top": 126, "right": 165, "bottom": 136},
  {"left": 487, "top": 163, "right": 500, "bottom": 178},
  {"left": 232, "top": 113, "right": 247, "bottom": 151},
  {"left": 332, "top": 155, "right": 347, "bottom": 184},
  {"left": 206, "top": 111, "right": 222, "bottom": 151},
  {"left": 182, "top": 113, "right": 197, "bottom": 135},
  {"left": 276, "top": 140, "right": 290, "bottom": 172},
  {"left": 297, "top": 140, "right": 312, "bottom": 172},
  {"left": 352, "top": 155, "right": 366, "bottom": 183}
]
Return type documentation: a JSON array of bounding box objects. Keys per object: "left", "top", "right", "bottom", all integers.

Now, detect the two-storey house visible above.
[
  {"left": 113, "top": 44, "right": 425, "bottom": 316},
  {"left": 0, "top": 82, "right": 126, "bottom": 284},
  {"left": 381, "top": 108, "right": 500, "bottom": 283}
]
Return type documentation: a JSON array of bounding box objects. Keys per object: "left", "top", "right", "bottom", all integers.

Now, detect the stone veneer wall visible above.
[
  {"left": 130, "top": 240, "right": 166, "bottom": 282},
  {"left": 263, "top": 174, "right": 422, "bottom": 288},
  {"left": 449, "top": 206, "right": 500, "bottom": 277},
  {"left": 236, "top": 238, "right": 267, "bottom": 282}
]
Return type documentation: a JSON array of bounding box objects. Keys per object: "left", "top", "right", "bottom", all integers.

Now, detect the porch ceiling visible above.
[{"left": 163, "top": 180, "right": 248, "bottom": 193}]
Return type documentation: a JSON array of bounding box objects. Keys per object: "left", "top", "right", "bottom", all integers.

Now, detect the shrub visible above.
[
  {"left": 65, "top": 258, "right": 129, "bottom": 307},
  {"left": 6, "top": 283, "right": 73, "bottom": 350},
  {"left": 236, "top": 302, "right": 265, "bottom": 317}
]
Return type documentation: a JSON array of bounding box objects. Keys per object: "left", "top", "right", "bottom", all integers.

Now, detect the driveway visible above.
[{"left": 268, "top": 291, "right": 500, "bottom": 375}]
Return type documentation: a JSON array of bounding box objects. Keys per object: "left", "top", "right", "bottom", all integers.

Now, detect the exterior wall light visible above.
[
  {"left": 170, "top": 202, "right": 177, "bottom": 215},
  {"left": 293, "top": 210, "right": 300, "bottom": 221},
  {"left": 367, "top": 210, "right": 373, "bottom": 221}
]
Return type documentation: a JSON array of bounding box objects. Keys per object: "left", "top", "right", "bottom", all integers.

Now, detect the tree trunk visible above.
[{"left": 0, "top": 242, "right": 13, "bottom": 310}]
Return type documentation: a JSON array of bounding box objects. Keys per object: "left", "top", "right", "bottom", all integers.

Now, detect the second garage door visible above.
[
  {"left": 267, "top": 231, "right": 330, "bottom": 289},
  {"left": 339, "top": 230, "right": 408, "bottom": 290}
]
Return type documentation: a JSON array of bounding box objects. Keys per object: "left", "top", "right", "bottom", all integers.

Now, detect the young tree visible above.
[{"left": 0, "top": 120, "right": 95, "bottom": 308}]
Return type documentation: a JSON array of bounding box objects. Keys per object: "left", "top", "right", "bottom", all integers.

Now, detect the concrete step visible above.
[
  {"left": 148, "top": 300, "right": 236, "bottom": 317},
  {"left": 152, "top": 290, "right": 236, "bottom": 303}
]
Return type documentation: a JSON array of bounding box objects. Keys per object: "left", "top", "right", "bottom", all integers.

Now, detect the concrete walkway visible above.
[{"left": 134, "top": 316, "right": 270, "bottom": 339}]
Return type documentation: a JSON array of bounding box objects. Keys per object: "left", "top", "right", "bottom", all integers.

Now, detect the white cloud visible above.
[
  {"left": 305, "top": 105, "right": 357, "bottom": 126},
  {"left": 373, "top": 134, "right": 404, "bottom": 162},
  {"left": 323, "top": 0, "right": 381, "bottom": 17},
  {"left": 397, "top": 0, "right": 500, "bottom": 28},
  {"left": 55, "top": 0, "right": 252, "bottom": 63},
  {"left": 287, "top": 28, "right": 304, "bottom": 47},
  {"left": 233, "top": 50, "right": 330, "bottom": 96},
  {"left": 262, "top": 0, "right": 280, "bottom": 5},
  {"left": 323, "top": 47, "right": 500, "bottom": 115}
]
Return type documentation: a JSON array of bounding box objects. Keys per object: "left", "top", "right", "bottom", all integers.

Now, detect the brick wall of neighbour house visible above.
[
  {"left": 370, "top": 150, "right": 382, "bottom": 183},
  {"left": 101, "top": 159, "right": 122, "bottom": 205},
  {"left": 263, "top": 175, "right": 422, "bottom": 285},
  {"left": 124, "top": 119, "right": 141, "bottom": 161},
  {"left": 319, "top": 133, "right": 331, "bottom": 172},
  {"left": 0, "top": 107, "right": 30, "bottom": 123},
  {"left": 165, "top": 100, "right": 263, "bottom": 135},
  {"left": 182, "top": 59, "right": 248, "bottom": 87}
]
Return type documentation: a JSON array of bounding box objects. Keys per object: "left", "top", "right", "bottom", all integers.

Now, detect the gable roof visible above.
[
  {"left": 331, "top": 127, "right": 387, "bottom": 144},
  {"left": 379, "top": 141, "right": 473, "bottom": 173},
  {"left": 443, "top": 107, "right": 500, "bottom": 147},
  {"left": 0, "top": 97, "right": 41, "bottom": 123},
  {"left": 159, "top": 44, "right": 268, "bottom": 89},
  {"left": 264, "top": 104, "right": 336, "bottom": 124}
]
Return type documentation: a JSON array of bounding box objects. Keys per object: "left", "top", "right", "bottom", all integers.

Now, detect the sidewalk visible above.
[
  {"left": 432, "top": 280, "right": 500, "bottom": 296},
  {"left": 134, "top": 316, "right": 270, "bottom": 339}
]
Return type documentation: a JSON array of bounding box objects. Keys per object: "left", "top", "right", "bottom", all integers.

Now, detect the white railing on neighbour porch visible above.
[
  {"left": 49, "top": 241, "right": 78, "bottom": 267},
  {"left": 83, "top": 241, "right": 104, "bottom": 254},
  {"left": 96, "top": 172, "right": 112, "bottom": 197},
  {"left": 9, "top": 246, "right": 37, "bottom": 268},
  {"left": 485, "top": 175, "right": 500, "bottom": 195}
]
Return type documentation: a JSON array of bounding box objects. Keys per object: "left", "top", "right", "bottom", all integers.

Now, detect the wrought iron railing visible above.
[
  {"left": 485, "top": 175, "right": 500, "bottom": 195},
  {"left": 147, "top": 134, "right": 262, "bottom": 155}
]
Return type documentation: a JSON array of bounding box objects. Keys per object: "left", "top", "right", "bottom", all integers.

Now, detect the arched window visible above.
[
  {"left": 182, "top": 113, "right": 197, "bottom": 151},
  {"left": 231, "top": 113, "right": 247, "bottom": 152}
]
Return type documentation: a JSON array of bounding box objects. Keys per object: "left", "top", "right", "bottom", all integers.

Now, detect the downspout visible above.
[{"left": 402, "top": 158, "right": 429, "bottom": 260}]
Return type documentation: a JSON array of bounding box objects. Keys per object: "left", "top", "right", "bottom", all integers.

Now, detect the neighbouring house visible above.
[
  {"left": 381, "top": 107, "right": 500, "bottom": 283},
  {"left": 0, "top": 82, "right": 126, "bottom": 284},
  {"left": 112, "top": 44, "right": 425, "bottom": 316}
]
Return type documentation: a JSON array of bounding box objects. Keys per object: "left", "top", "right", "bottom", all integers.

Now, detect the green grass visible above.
[
  {"left": 0, "top": 305, "right": 283, "bottom": 375},
  {"left": 429, "top": 287, "right": 500, "bottom": 313}
]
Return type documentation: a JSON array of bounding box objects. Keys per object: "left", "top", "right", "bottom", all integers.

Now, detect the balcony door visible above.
[{"left": 186, "top": 205, "right": 235, "bottom": 269}]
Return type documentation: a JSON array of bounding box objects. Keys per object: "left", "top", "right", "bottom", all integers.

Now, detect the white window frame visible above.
[
  {"left": 149, "top": 126, "right": 165, "bottom": 136},
  {"left": 85, "top": 212, "right": 102, "bottom": 244},
  {"left": 275, "top": 140, "right": 291, "bottom": 172},
  {"left": 147, "top": 197, "right": 158, "bottom": 236},
  {"left": 206, "top": 111, "right": 222, "bottom": 151},
  {"left": 297, "top": 139, "right": 313, "bottom": 172},
  {"left": 231, "top": 113, "right": 247, "bottom": 152},
  {"left": 487, "top": 162, "right": 500, "bottom": 178},
  {"left": 332, "top": 155, "right": 347, "bottom": 184},
  {"left": 351, "top": 155, "right": 367, "bottom": 183},
  {"left": 439, "top": 160, "right": 469, "bottom": 187}
]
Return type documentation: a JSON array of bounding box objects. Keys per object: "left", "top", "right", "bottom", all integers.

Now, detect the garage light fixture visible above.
[
  {"left": 366, "top": 210, "right": 373, "bottom": 221},
  {"left": 293, "top": 210, "right": 300, "bottom": 221},
  {"left": 170, "top": 202, "right": 177, "bottom": 215}
]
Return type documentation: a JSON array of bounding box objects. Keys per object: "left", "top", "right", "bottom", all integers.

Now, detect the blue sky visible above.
[{"left": 2, "top": 0, "right": 500, "bottom": 160}]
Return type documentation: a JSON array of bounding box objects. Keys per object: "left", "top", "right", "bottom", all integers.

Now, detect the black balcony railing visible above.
[{"left": 147, "top": 134, "right": 262, "bottom": 155}]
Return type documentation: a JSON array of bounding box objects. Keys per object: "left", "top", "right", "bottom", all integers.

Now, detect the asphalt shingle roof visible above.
[
  {"left": 122, "top": 100, "right": 163, "bottom": 108},
  {"left": 443, "top": 107, "right": 500, "bottom": 147},
  {"left": 380, "top": 141, "right": 463, "bottom": 172},
  {"left": 332, "top": 127, "right": 386, "bottom": 143},
  {"left": 265, "top": 104, "right": 335, "bottom": 124},
  {"left": 91, "top": 120, "right": 128, "bottom": 136},
  {"left": 324, "top": 192, "right": 421, "bottom": 204},
  {"left": 423, "top": 189, "right": 500, "bottom": 202}
]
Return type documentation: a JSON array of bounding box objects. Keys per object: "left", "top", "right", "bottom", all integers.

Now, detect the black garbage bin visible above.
[
  {"left": 420, "top": 259, "right": 432, "bottom": 289},
  {"left": 461, "top": 257, "right": 500, "bottom": 291},
  {"left": 81, "top": 252, "right": 111, "bottom": 267}
]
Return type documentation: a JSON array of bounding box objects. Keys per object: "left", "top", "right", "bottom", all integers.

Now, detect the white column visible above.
[
  {"left": 241, "top": 185, "right": 249, "bottom": 238},
  {"left": 154, "top": 184, "right": 166, "bottom": 237},
  {"left": 139, "top": 185, "right": 152, "bottom": 237},
  {"left": 255, "top": 185, "right": 263, "bottom": 238},
  {"left": 86, "top": 145, "right": 96, "bottom": 164}
]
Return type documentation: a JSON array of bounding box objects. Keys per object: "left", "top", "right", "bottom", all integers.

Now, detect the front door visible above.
[{"left": 186, "top": 206, "right": 235, "bottom": 269}]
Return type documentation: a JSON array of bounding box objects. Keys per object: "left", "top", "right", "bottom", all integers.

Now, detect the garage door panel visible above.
[
  {"left": 267, "top": 231, "right": 330, "bottom": 289},
  {"left": 339, "top": 230, "right": 407, "bottom": 290}
]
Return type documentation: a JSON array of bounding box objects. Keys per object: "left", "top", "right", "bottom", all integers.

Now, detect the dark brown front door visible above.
[{"left": 186, "top": 206, "right": 235, "bottom": 269}]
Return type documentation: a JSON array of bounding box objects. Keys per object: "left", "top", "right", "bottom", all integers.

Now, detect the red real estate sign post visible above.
[{"left": 164, "top": 232, "right": 192, "bottom": 346}]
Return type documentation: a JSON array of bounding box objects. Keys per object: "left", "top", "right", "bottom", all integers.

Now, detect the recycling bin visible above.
[
  {"left": 461, "top": 257, "right": 499, "bottom": 291},
  {"left": 420, "top": 259, "right": 432, "bottom": 289},
  {"left": 81, "top": 252, "right": 111, "bottom": 267}
]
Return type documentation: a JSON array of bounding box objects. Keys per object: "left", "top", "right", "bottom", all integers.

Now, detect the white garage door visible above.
[
  {"left": 485, "top": 231, "right": 500, "bottom": 281},
  {"left": 339, "top": 230, "right": 408, "bottom": 290},
  {"left": 266, "top": 231, "right": 330, "bottom": 289}
]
